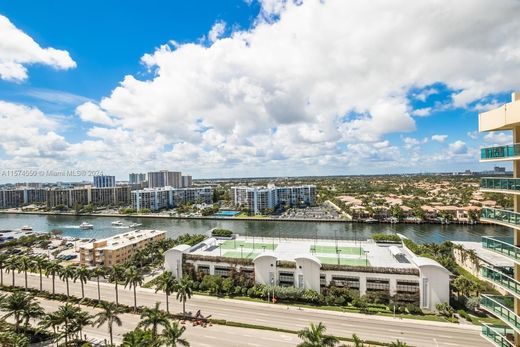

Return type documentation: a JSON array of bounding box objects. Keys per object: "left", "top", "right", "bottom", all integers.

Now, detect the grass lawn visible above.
[
  {"left": 235, "top": 213, "right": 271, "bottom": 219},
  {"left": 311, "top": 245, "right": 363, "bottom": 255},
  {"left": 221, "top": 240, "right": 277, "bottom": 250},
  {"left": 223, "top": 251, "right": 260, "bottom": 259},
  {"left": 317, "top": 257, "right": 369, "bottom": 266}
]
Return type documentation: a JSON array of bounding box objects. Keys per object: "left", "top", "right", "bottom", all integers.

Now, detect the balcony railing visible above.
[
  {"left": 481, "top": 178, "right": 520, "bottom": 193},
  {"left": 481, "top": 295, "right": 520, "bottom": 333},
  {"left": 481, "top": 144, "right": 520, "bottom": 161},
  {"left": 481, "top": 323, "right": 515, "bottom": 347},
  {"left": 481, "top": 267, "right": 520, "bottom": 298},
  {"left": 482, "top": 236, "right": 520, "bottom": 262},
  {"left": 481, "top": 208, "right": 520, "bottom": 229}
]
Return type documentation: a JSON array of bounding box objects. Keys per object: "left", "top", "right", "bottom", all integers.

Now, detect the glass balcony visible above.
[
  {"left": 481, "top": 178, "right": 520, "bottom": 193},
  {"left": 481, "top": 295, "right": 520, "bottom": 333},
  {"left": 481, "top": 208, "right": 520, "bottom": 229},
  {"left": 481, "top": 267, "right": 520, "bottom": 298},
  {"left": 481, "top": 323, "right": 515, "bottom": 347},
  {"left": 481, "top": 144, "right": 520, "bottom": 161},
  {"left": 482, "top": 236, "right": 520, "bottom": 263}
]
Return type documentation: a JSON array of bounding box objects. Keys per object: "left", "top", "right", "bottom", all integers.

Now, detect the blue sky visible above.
[{"left": 0, "top": 0, "right": 519, "bottom": 181}]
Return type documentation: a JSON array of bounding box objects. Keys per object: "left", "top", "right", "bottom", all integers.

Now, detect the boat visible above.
[
  {"left": 365, "top": 218, "right": 378, "bottom": 223},
  {"left": 111, "top": 221, "right": 124, "bottom": 226},
  {"left": 20, "top": 225, "right": 33, "bottom": 231},
  {"left": 79, "top": 222, "right": 94, "bottom": 230},
  {"left": 129, "top": 223, "right": 142, "bottom": 228}
]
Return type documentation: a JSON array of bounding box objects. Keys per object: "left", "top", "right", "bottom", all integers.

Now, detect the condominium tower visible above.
[
  {"left": 478, "top": 91, "right": 520, "bottom": 346},
  {"left": 148, "top": 170, "right": 182, "bottom": 188},
  {"left": 93, "top": 175, "right": 116, "bottom": 188}
]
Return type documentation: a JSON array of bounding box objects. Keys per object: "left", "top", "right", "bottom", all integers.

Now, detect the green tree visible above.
[
  {"left": 122, "top": 328, "right": 154, "bottom": 347},
  {"left": 390, "top": 340, "right": 409, "bottom": 347},
  {"left": 160, "top": 321, "right": 189, "bottom": 347},
  {"left": 176, "top": 277, "right": 193, "bottom": 317},
  {"left": 351, "top": 334, "right": 364, "bottom": 347},
  {"left": 59, "top": 265, "right": 76, "bottom": 298},
  {"left": 137, "top": 302, "right": 169, "bottom": 340},
  {"left": 124, "top": 266, "right": 144, "bottom": 311},
  {"left": 44, "top": 260, "right": 62, "bottom": 295},
  {"left": 297, "top": 322, "right": 339, "bottom": 347},
  {"left": 72, "top": 309, "right": 93, "bottom": 342},
  {"left": 155, "top": 271, "right": 177, "bottom": 313},
  {"left": 108, "top": 264, "right": 126, "bottom": 306},
  {"left": 0, "top": 332, "right": 29, "bottom": 347},
  {"left": 92, "top": 267, "right": 106, "bottom": 302},
  {"left": 55, "top": 303, "right": 82, "bottom": 345},
  {"left": 452, "top": 276, "right": 473, "bottom": 299},
  {"left": 5, "top": 256, "right": 19, "bottom": 287},
  {"left": 0, "top": 292, "right": 38, "bottom": 332},
  {"left": 38, "top": 312, "right": 62, "bottom": 345},
  {"left": 0, "top": 253, "right": 8, "bottom": 287},
  {"left": 32, "top": 256, "right": 49, "bottom": 292},
  {"left": 93, "top": 301, "right": 124, "bottom": 346},
  {"left": 73, "top": 265, "right": 91, "bottom": 299},
  {"left": 21, "top": 297, "right": 44, "bottom": 330},
  {"left": 16, "top": 256, "right": 32, "bottom": 291}
]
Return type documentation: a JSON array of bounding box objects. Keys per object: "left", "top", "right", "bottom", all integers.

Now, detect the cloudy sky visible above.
[{"left": 0, "top": 0, "right": 519, "bottom": 182}]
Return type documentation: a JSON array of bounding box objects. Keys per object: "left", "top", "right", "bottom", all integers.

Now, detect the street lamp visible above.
[
  {"left": 219, "top": 243, "right": 222, "bottom": 256},
  {"left": 364, "top": 250, "right": 369, "bottom": 266},
  {"left": 337, "top": 249, "right": 342, "bottom": 265},
  {"left": 240, "top": 245, "right": 244, "bottom": 259}
]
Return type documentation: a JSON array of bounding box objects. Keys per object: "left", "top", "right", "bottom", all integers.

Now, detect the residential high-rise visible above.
[
  {"left": 129, "top": 173, "right": 146, "bottom": 184},
  {"left": 232, "top": 185, "right": 316, "bottom": 214},
  {"left": 131, "top": 186, "right": 213, "bottom": 211},
  {"left": 478, "top": 91, "right": 520, "bottom": 346},
  {"left": 93, "top": 175, "right": 116, "bottom": 188},
  {"left": 147, "top": 170, "right": 182, "bottom": 188},
  {"left": 181, "top": 175, "right": 193, "bottom": 187}
]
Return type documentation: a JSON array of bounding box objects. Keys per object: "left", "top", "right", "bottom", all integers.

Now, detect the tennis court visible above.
[
  {"left": 221, "top": 240, "right": 278, "bottom": 250},
  {"left": 318, "top": 257, "right": 370, "bottom": 266},
  {"left": 223, "top": 251, "right": 260, "bottom": 259},
  {"left": 310, "top": 245, "right": 363, "bottom": 255}
]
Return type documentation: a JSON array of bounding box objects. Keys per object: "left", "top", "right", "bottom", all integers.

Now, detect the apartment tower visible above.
[{"left": 479, "top": 91, "right": 520, "bottom": 346}]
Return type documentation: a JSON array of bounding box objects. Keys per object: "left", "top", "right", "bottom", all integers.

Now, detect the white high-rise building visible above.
[{"left": 232, "top": 185, "right": 316, "bottom": 214}]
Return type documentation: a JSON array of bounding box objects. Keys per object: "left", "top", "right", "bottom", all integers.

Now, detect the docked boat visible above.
[
  {"left": 111, "top": 220, "right": 124, "bottom": 226},
  {"left": 79, "top": 222, "right": 94, "bottom": 230},
  {"left": 129, "top": 223, "right": 142, "bottom": 228},
  {"left": 20, "top": 225, "right": 33, "bottom": 231},
  {"left": 365, "top": 217, "right": 378, "bottom": 223}
]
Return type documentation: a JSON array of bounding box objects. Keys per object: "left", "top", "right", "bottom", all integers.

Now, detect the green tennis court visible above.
[
  {"left": 318, "top": 257, "right": 370, "bottom": 266},
  {"left": 310, "top": 245, "right": 363, "bottom": 255},
  {"left": 223, "top": 251, "right": 260, "bottom": 259},
  {"left": 221, "top": 240, "right": 277, "bottom": 250}
]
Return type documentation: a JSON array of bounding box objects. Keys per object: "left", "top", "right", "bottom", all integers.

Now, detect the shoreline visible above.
[{"left": 0, "top": 210, "right": 480, "bottom": 225}]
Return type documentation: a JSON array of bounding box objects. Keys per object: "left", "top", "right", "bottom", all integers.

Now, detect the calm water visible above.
[{"left": 0, "top": 213, "right": 511, "bottom": 244}]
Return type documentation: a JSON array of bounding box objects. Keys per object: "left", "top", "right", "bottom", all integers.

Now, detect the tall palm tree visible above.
[
  {"left": 297, "top": 322, "right": 339, "bottom": 347},
  {"left": 0, "top": 291, "right": 37, "bottom": 332},
  {"left": 0, "top": 253, "right": 9, "bottom": 286},
  {"left": 44, "top": 261, "right": 62, "bottom": 295},
  {"left": 175, "top": 277, "right": 193, "bottom": 317},
  {"left": 138, "top": 302, "right": 169, "bottom": 340},
  {"left": 124, "top": 266, "right": 144, "bottom": 311},
  {"left": 121, "top": 328, "right": 154, "bottom": 347},
  {"left": 73, "top": 265, "right": 91, "bottom": 299},
  {"left": 351, "top": 334, "right": 364, "bottom": 347},
  {"left": 108, "top": 264, "right": 126, "bottom": 306},
  {"left": 59, "top": 266, "right": 76, "bottom": 298},
  {"left": 39, "top": 312, "right": 61, "bottom": 346},
  {"left": 155, "top": 271, "right": 177, "bottom": 313},
  {"left": 32, "top": 256, "right": 49, "bottom": 292},
  {"left": 55, "top": 303, "right": 82, "bottom": 346},
  {"left": 5, "top": 256, "right": 19, "bottom": 287},
  {"left": 16, "top": 256, "right": 33, "bottom": 291},
  {"left": 72, "top": 310, "right": 93, "bottom": 342},
  {"left": 93, "top": 301, "right": 124, "bottom": 346},
  {"left": 21, "top": 299, "right": 44, "bottom": 330},
  {"left": 92, "top": 267, "right": 106, "bottom": 301},
  {"left": 160, "top": 321, "right": 189, "bottom": 347}
]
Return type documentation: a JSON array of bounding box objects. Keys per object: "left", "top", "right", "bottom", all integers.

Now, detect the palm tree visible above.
[
  {"left": 160, "top": 321, "right": 189, "bottom": 347},
  {"left": 155, "top": 271, "right": 177, "bottom": 313},
  {"left": 351, "top": 334, "right": 364, "bottom": 347},
  {"left": 297, "top": 322, "right": 339, "bottom": 347},
  {"left": 32, "top": 256, "right": 49, "bottom": 291},
  {"left": 108, "top": 264, "right": 126, "bottom": 306},
  {"left": 92, "top": 267, "right": 106, "bottom": 301},
  {"left": 0, "top": 253, "right": 9, "bottom": 286},
  {"left": 0, "top": 292, "right": 37, "bottom": 332},
  {"left": 93, "top": 301, "right": 124, "bottom": 346},
  {"left": 72, "top": 310, "right": 93, "bottom": 342},
  {"left": 124, "top": 266, "right": 144, "bottom": 311},
  {"left": 5, "top": 256, "right": 19, "bottom": 287},
  {"left": 44, "top": 261, "right": 62, "bottom": 295},
  {"left": 55, "top": 303, "right": 82, "bottom": 345},
  {"left": 39, "top": 312, "right": 62, "bottom": 346},
  {"left": 175, "top": 277, "right": 193, "bottom": 317},
  {"left": 122, "top": 328, "right": 154, "bottom": 347},
  {"left": 59, "top": 266, "right": 76, "bottom": 298},
  {"left": 73, "top": 265, "right": 91, "bottom": 299},
  {"left": 16, "top": 256, "right": 33, "bottom": 291},
  {"left": 21, "top": 298, "right": 44, "bottom": 330},
  {"left": 390, "top": 340, "right": 409, "bottom": 347},
  {"left": 138, "top": 302, "right": 169, "bottom": 339}
]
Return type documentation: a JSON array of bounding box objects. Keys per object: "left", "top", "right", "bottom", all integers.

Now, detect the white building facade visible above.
[
  {"left": 131, "top": 186, "right": 213, "bottom": 211},
  {"left": 232, "top": 185, "right": 316, "bottom": 214}
]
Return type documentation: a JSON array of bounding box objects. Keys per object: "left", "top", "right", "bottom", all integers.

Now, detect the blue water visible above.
[{"left": 214, "top": 211, "right": 240, "bottom": 217}]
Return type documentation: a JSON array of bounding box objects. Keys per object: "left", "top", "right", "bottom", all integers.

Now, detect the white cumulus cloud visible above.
[{"left": 431, "top": 134, "right": 448, "bottom": 143}]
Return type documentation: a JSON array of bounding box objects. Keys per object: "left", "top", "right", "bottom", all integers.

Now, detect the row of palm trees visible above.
[
  {"left": 0, "top": 254, "right": 194, "bottom": 316},
  {"left": 0, "top": 291, "right": 189, "bottom": 346}
]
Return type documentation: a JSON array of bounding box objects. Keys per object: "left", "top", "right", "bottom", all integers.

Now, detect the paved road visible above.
[{"left": 5, "top": 272, "right": 491, "bottom": 347}]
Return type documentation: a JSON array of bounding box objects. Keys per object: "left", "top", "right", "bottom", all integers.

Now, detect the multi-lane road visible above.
[{"left": 5, "top": 272, "right": 490, "bottom": 347}]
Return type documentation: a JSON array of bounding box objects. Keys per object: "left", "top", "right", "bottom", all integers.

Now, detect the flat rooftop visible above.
[
  {"left": 187, "top": 236, "right": 416, "bottom": 268},
  {"left": 452, "top": 241, "right": 513, "bottom": 267},
  {"left": 80, "top": 229, "right": 166, "bottom": 251}
]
